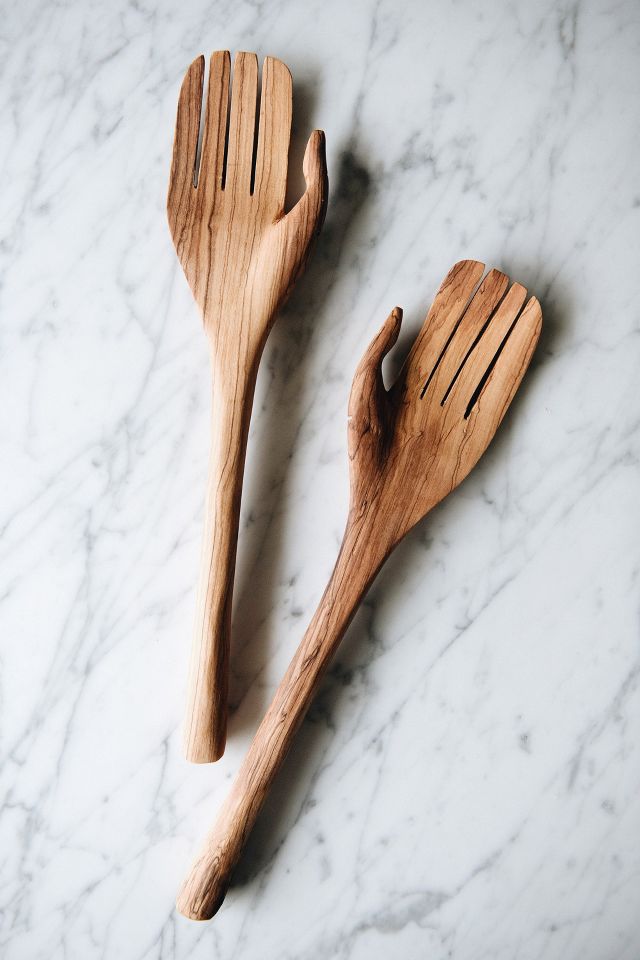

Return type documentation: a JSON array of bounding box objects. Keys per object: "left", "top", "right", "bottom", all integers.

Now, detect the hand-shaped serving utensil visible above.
[
  {"left": 168, "top": 52, "right": 328, "bottom": 762},
  {"left": 176, "top": 260, "right": 542, "bottom": 918}
]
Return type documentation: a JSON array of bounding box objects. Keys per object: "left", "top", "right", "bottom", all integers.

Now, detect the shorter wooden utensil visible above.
[
  {"left": 168, "top": 51, "right": 328, "bottom": 763},
  {"left": 176, "top": 260, "right": 542, "bottom": 920}
]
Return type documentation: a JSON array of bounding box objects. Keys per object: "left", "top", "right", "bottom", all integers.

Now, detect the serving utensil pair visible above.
[{"left": 168, "top": 51, "right": 541, "bottom": 920}]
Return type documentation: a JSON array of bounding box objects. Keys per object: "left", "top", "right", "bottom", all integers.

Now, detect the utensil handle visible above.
[
  {"left": 184, "top": 359, "right": 258, "bottom": 763},
  {"left": 177, "top": 517, "right": 380, "bottom": 918}
]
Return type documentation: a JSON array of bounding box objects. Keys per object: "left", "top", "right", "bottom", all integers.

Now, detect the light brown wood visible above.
[
  {"left": 176, "top": 260, "right": 542, "bottom": 919},
  {"left": 167, "top": 51, "right": 328, "bottom": 763}
]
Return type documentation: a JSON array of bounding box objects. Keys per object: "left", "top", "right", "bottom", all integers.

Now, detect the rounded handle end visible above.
[
  {"left": 176, "top": 847, "right": 231, "bottom": 921},
  {"left": 183, "top": 726, "right": 226, "bottom": 764}
]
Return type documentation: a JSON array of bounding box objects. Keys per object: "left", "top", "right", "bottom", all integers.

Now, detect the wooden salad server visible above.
[
  {"left": 176, "top": 260, "right": 542, "bottom": 919},
  {"left": 167, "top": 52, "right": 328, "bottom": 763}
]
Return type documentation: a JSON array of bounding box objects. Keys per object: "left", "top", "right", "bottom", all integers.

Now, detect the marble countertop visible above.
[{"left": 2, "top": 0, "right": 639, "bottom": 957}]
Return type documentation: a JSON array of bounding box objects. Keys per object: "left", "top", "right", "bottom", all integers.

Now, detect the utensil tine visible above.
[
  {"left": 225, "top": 52, "right": 258, "bottom": 192},
  {"left": 254, "top": 56, "right": 292, "bottom": 215},
  {"left": 466, "top": 295, "right": 542, "bottom": 427},
  {"left": 199, "top": 51, "right": 231, "bottom": 195},
  {"left": 168, "top": 56, "right": 204, "bottom": 210},
  {"left": 398, "top": 260, "right": 485, "bottom": 395}
]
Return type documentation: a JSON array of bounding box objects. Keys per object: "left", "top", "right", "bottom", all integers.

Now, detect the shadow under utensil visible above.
[
  {"left": 227, "top": 131, "right": 373, "bottom": 738},
  {"left": 228, "top": 270, "right": 566, "bottom": 893}
]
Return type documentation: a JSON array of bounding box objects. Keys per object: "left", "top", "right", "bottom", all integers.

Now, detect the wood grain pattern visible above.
[
  {"left": 167, "top": 51, "right": 328, "bottom": 763},
  {"left": 176, "top": 260, "right": 542, "bottom": 919}
]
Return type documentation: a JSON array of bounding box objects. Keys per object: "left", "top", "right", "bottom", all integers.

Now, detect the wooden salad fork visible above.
[
  {"left": 168, "top": 51, "right": 328, "bottom": 763},
  {"left": 176, "top": 259, "right": 542, "bottom": 919}
]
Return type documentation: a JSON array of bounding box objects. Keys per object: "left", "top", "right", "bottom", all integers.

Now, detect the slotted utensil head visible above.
[{"left": 348, "top": 259, "right": 542, "bottom": 552}]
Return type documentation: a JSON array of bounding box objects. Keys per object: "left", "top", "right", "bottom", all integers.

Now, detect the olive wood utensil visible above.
[
  {"left": 168, "top": 51, "right": 328, "bottom": 762},
  {"left": 176, "top": 260, "right": 542, "bottom": 918}
]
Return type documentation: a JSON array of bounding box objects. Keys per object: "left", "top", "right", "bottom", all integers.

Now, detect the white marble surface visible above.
[{"left": 2, "top": 0, "right": 639, "bottom": 956}]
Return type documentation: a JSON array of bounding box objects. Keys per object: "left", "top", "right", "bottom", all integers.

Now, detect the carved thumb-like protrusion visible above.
[
  {"left": 348, "top": 307, "right": 403, "bottom": 468},
  {"left": 283, "top": 130, "right": 328, "bottom": 244}
]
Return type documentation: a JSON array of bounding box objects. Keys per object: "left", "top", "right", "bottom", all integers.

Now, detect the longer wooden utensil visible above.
[
  {"left": 168, "top": 52, "right": 328, "bottom": 762},
  {"left": 176, "top": 260, "right": 542, "bottom": 919}
]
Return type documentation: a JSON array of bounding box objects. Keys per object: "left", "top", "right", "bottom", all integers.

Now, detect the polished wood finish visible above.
[
  {"left": 176, "top": 260, "right": 542, "bottom": 918},
  {"left": 167, "top": 51, "right": 328, "bottom": 763}
]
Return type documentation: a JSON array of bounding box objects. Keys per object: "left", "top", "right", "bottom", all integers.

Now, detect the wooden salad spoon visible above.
[
  {"left": 176, "top": 260, "right": 542, "bottom": 919},
  {"left": 168, "top": 51, "right": 328, "bottom": 763}
]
